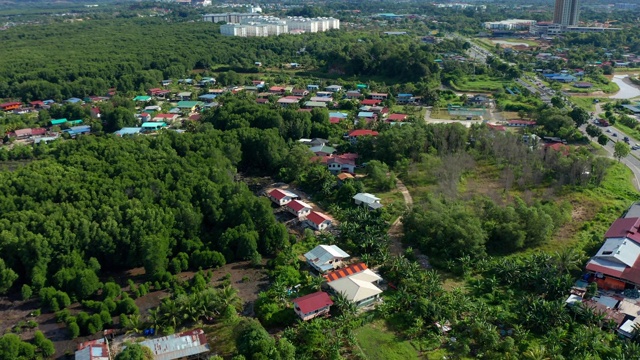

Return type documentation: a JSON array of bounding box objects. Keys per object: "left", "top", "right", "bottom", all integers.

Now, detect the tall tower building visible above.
[{"left": 554, "top": 0, "right": 580, "bottom": 26}]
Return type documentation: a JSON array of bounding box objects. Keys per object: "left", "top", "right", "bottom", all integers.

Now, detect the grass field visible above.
[
  {"left": 450, "top": 77, "right": 512, "bottom": 92},
  {"left": 563, "top": 78, "right": 620, "bottom": 94},
  {"left": 569, "top": 97, "right": 608, "bottom": 111},
  {"left": 355, "top": 321, "right": 421, "bottom": 360}
]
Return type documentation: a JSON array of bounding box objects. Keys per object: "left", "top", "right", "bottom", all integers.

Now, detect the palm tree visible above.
[
  {"left": 161, "top": 299, "right": 181, "bottom": 330},
  {"left": 554, "top": 248, "right": 583, "bottom": 274},
  {"left": 522, "top": 345, "right": 550, "bottom": 360},
  {"left": 333, "top": 292, "right": 357, "bottom": 318},
  {"left": 147, "top": 308, "right": 161, "bottom": 330}
]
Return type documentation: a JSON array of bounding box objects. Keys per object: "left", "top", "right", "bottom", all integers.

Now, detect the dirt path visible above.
[{"left": 386, "top": 179, "right": 431, "bottom": 267}]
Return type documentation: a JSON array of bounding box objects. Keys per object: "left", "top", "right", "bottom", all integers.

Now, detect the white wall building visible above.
[
  {"left": 483, "top": 19, "right": 537, "bottom": 30},
  {"left": 219, "top": 15, "right": 339, "bottom": 37}
]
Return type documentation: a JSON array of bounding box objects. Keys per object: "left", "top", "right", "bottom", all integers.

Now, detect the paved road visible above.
[{"left": 584, "top": 104, "right": 640, "bottom": 190}]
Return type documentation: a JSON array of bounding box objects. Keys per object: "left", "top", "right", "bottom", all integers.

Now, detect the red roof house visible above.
[
  {"left": 286, "top": 199, "right": 312, "bottom": 219},
  {"left": 269, "top": 86, "right": 286, "bottom": 94},
  {"left": 267, "top": 188, "right": 298, "bottom": 206},
  {"left": 604, "top": 218, "right": 640, "bottom": 244},
  {"left": 507, "top": 120, "right": 537, "bottom": 127},
  {"left": 306, "top": 211, "right": 333, "bottom": 231},
  {"left": 361, "top": 99, "right": 382, "bottom": 106},
  {"left": 329, "top": 117, "right": 342, "bottom": 124},
  {"left": 346, "top": 130, "right": 379, "bottom": 141},
  {"left": 0, "top": 101, "right": 22, "bottom": 111},
  {"left": 387, "top": 113, "right": 408, "bottom": 122},
  {"left": 292, "top": 291, "right": 333, "bottom": 320}
]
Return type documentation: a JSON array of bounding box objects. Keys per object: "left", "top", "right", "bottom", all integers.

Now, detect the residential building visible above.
[
  {"left": 203, "top": 13, "right": 261, "bottom": 23},
  {"left": 306, "top": 211, "right": 333, "bottom": 231},
  {"left": 316, "top": 91, "right": 332, "bottom": 98},
  {"left": 324, "top": 262, "right": 369, "bottom": 282},
  {"left": 357, "top": 111, "right": 376, "bottom": 122},
  {"left": 292, "top": 89, "right": 309, "bottom": 97},
  {"left": 277, "top": 96, "right": 302, "bottom": 107},
  {"left": 137, "top": 329, "right": 210, "bottom": 360},
  {"left": 554, "top": 0, "right": 580, "bottom": 26},
  {"left": 75, "top": 338, "right": 110, "bottom": 360},
  {"left": 361, "top": 99, "right": 381, "bottom": 106},
  {"left": 285, "top": 17, "right": 340, "bottom": 33},
  {"left": 327, "top": 156, "right": 356, "bottom": 174},
  {"left": 369, "top": 93, "right": 388, "bottom": 100},
  {"left": 267, "top": 188, "right": 298, "bottom": 206},
  {"left": 309, "top": 96, "right": 332, "bottom": 103},
  {"left": 304, "top": 244, "right": 350, "bottom": 273},
  {"left": 466, "top": 94, "right": 494, "bottom": 107},
  {"left": 325, "top": 85, "right": 342, "bottom": 93},
  {"left": 345, "top": 129, "right": 379, "bottom": 142},
  {"left": 585, "top": 217, "right": 640, "bottom": 288},
  {"left": 353, "top": 193, "right": 383, "bottom": 210},
  {"left": 287, "top": 200, "right": 312, "bottom": 219},
  {"left": 387, "top": 114, "right": 408, "bottom": 122},
  {"left": 310, "top": 144, "right": 336, "bottom": 157},
  {"left": 508, "top": 120, "right": 537, "bottom": 127},
  {"left": 292, "top": 291, "right": 333, "bottom": 321},
  {"left": 153, "top": 114, "right": 180, "bottom": 123},
  {"left": 345, "top": 91, "right": 361, "bottom": 99},
  {"left": 336, "top": 173, "right": 355, "bottom": 183},
  {"left": 142, "top": 122, "right": 167, "bottom": 131},
  {"left": 326, "top": 267, "right": 383, "bottom": 307},
  {"left": 307, "top": 85, "right": 320, "bottom": 91},
  {"left": 304, "top": 101, "right": 327, "bottom": 108},
  {"left": 115, "top": 127, "right": 143, "bottom": 137},
  {"left": 396, "top": 93, "right": 417, "bottom": 104},
  {"left": 0, "top": 101, "right": 22, "bottom": 111}
]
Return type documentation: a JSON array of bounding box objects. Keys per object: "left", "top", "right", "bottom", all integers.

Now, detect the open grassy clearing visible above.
[
  {"left": 203, "top": 321, "right": 239, "bottom": 358},
  {"left": 450, "top": 76, "right": 513, "bottom": 92},
  {"left": 569, "top": 96, "right": 609, "bottom": 111},
  {"left": 355, "top": 320, "right": 422, "bottom": 360}
]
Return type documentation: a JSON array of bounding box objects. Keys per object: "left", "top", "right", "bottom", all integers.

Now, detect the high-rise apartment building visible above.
[{"left": 553, "top": 0, "right": 580, "bottom": 26}]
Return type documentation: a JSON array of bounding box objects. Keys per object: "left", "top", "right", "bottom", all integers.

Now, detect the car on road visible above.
[
  {"left": 606, "top": 129, "right": 611, "bottom": 133},
  {"left": 613, "top": 133, "right": 618, "bottom": 137},
  {"left": 633, "top": 145, "right": 640, "bottom": 150}
]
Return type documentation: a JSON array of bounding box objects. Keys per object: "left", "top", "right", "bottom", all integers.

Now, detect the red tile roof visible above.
[
  {"left": 545, "top": 143, "right": 569, "bottom": 155},
  {"left": 324, "top": 262, "right": 368, "bottom": 282},
  {"left": 361, "top": 99, "right": 381, "bottom": 105},
  {"left": 32, "top": 128, "right": 46, "bottom": 136},
  {"left": 256, "top": 98, "right": 269, "bottom": 104},
  {"left": 508, "top": 120, "right": 537, "bottom": 125},
  {"left": 387, "top": 113, "right": 408, "bottom": 121},
  {"left": 287, "top": 200, "right": 311, "bottom": 212},
  {"left": 605, "top": 218, "right": 640, "bottom": 244},
  {"left": 154, "top": 113, "right": 177, "bottom": 118},
  {"left": 486, "top": 123, "right": 506, "bottom": 131},
  {"left": 307, "top": 211, "right": 331, "bottom": 226},
  {"left": 292, "top": 291, "right": 333, "bottom": 314},
  {"left": 348, "top": 129, "right": 378, "bottom": 137},
  {"left": 329, "top": 117, "right": 341, "bottom": 124},
  {"left": 268, "top": 189, "right": 294, "bottom": 201}
]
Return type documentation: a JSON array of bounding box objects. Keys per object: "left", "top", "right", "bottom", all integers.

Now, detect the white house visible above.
[
  {"left": 304, "top": 244, "right": 349, "bottom": 273},
  {"left": 267, "top": 189, "right": 299, "bottom": 206},
  {"left": 327, "top": 270, "right": 383, "bottom": 307},
  {"left": 353, "top": 193, "right": 383, "bottom": 210},
  {"left": 306, "top": 211, "right": 333, "bottom": 231},
  {"left": 325, "top": 85, "right": 342, "bottom": 93},
  {"left": 286, "top": 200, "right": 312, "bottom": 219}
]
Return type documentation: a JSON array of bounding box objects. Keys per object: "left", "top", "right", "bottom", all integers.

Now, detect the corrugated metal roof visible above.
[{"left": 139, "top": 329, "right": 210, "bottom": 360}]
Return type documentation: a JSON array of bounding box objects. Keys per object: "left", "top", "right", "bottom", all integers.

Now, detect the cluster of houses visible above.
[
  {"left": 75, "top": 329, "right": 210, "bottom": 360},
  {"left": 566, "top": 202, "right": 640, "bottom": 338},
  {"left": 292, "top": 244, "right": 384, "bottom": 321}
]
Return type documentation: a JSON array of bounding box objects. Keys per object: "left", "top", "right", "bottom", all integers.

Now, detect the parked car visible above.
[{"left": 613, "top": 133, "right": 618, "bottom": 137}]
